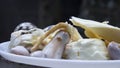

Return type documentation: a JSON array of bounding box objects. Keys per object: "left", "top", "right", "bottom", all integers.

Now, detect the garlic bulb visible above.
[
  {"left": 10, "top": 46, "right": 30, "bottom": 56},
  {"left": 42, "top": 31, "right": 70, "bottom": 59},
  {"left": 30, "top": 51, "right": 45, "bottom": 58},
  {"left": 108, "top": 42, "right": 120, "bottom": 60}
]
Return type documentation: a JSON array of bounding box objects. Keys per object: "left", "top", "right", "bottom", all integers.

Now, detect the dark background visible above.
[{"left": 0, "top": 0, "right": 120, "bottom": 42}]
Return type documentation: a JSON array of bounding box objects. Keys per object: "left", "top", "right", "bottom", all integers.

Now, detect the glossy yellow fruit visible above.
[{"left": 70, "top": 17, "right": 120, "bottom": 43}]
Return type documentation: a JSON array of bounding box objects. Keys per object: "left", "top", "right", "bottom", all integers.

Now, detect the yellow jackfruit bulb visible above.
[{"left": 70, "top": 16, "right": 120, "bottom": 43}]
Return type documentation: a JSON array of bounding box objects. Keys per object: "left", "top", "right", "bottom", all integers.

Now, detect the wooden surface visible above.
[{"left": 0, "top": 56, "right": 48, "bottom": 68}]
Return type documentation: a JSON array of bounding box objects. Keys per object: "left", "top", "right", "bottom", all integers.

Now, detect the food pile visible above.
[{"left": 8, "top": 17, "right": 120, "bottom": 60}]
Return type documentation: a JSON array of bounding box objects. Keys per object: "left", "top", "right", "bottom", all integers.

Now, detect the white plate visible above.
[{"left": 0, "top": 42, "right": 120, "bottom": 68}]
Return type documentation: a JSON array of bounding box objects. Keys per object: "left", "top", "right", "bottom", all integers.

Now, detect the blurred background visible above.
[{"left": 0, "top": 0, "right": 120, "bottom": 43}]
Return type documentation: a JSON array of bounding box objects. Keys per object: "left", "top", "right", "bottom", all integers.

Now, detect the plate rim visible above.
[{"left": 0, "top": 41, "right": 120, "bottom": 68}]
